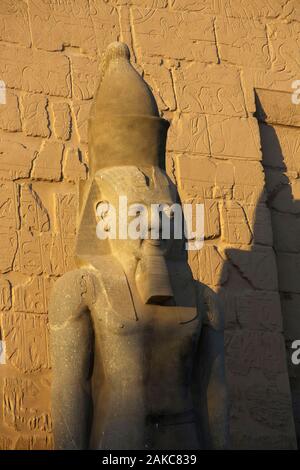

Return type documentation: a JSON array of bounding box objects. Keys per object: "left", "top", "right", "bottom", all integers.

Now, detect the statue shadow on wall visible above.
[{"left": 188, "top": 92, "right": 299, "bottom": 449}]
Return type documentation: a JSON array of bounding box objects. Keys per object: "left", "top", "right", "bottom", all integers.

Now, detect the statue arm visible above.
[
  {"left": 194, "top": 285, "right": 229, "bottom": 449},
  {"left": 49, "top": 270, "right": 96, "bottom": 450}
]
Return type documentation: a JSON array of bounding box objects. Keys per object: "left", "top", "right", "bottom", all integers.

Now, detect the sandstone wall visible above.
[{"left": 0, "top": 0, "right": 299, "bottom": 449}]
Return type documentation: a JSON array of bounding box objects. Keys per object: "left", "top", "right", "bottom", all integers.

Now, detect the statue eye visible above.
[{"left": 96, "top": 201, "right": 110, "bottom": 219}]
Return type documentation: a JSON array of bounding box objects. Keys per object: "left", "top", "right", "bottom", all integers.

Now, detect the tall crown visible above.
[{"left": 88, "top": 42, "right": 169, "bottom": 176}]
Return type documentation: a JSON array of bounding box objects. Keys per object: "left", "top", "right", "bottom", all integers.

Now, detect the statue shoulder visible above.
[
  {"left": 49, "top": 269, "right": 99, "bottom": 324},
  {"left": 51, "top": 268, "right": 98, "bottom": 298}
]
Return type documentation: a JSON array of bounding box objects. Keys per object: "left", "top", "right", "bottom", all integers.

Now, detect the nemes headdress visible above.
[{"left": 76, "top": 42, "right": 170, "bottom": 264}]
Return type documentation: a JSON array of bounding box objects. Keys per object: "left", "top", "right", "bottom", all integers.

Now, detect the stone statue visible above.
[{"left": 49, "top": 42, "right": 229, "bottom": 450}]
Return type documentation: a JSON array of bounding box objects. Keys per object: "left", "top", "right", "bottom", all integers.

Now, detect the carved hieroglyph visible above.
[{"left": 0, "top": 0, "right": 298, "bottom": 450}]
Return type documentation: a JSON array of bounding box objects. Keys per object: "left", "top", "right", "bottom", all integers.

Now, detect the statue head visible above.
[{"left": 76, "top": 42, "right": 178, "bottom": 304}]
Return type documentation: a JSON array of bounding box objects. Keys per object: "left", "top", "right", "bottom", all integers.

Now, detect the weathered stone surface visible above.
[
  {"left": 169, "top": 0, "right": 215, "bottom": 13},
  {"left": 190, "top": 244, "right": 228, "bottom": 287},
  {"left": 63, "top": 147, "right": 87, "bottom": 181},
  {"left": 215, "top": 160, "right": 234, "bottom": 200},
  {"left": 0, "top": 229, "right": 18, "bottom": 273},
  {"left": 272, "top": 211, "right": 300, "bottom": 253},
  {"left": 0, "top": 277, "right": 11, "bottom": 311},
  {"left": 14, "top": 434, "right": 53, "bottom": 450},
  {"left": 268, "top": 22, "right": 300, "bottom": 82},
  {"left": 21, "top": 93, "right": 50, "bottom": 138},
  {"left": 244, "top": 203, "right": 273, "bottom": 246},
  {"left": 220, "top": 289, "right": 283, "bottom": 331},
  {"left": 71, "top": 55, "right": 99, "bottom": 100},
  {"left": 89, "top": 0, "right": 119, "bottom": 52},
  {"left": 175, "top": 155, "right": 216, "bottom": 199},
  {"left": 277, "top": 253, "right": 300, "bottom": 294},
  {"left": 270, "top": 179, "right": 300, "bottom": 215},
  {"left": 0, "top": 142, "right": 36, "bottom": 180},
  {"left": 226, "top": 245, "right": 278, "bottom": 291},
  {"left": 233, "top": 160, "right": 265, "bottom": 205},
  {"left": 0, "top": 436, "right": 13, "bottom": 450},
  {"left": 73, "top": 101, "right": 90, "bottom": 143},
  {"left": 0, "top": 90, "right": 21, "bottom": 132},
  {"left": 0, "top": 0, "right": 31, "bottom": 46},
  {"left": 3, "top": 376, "right": 51, "bottom": 430},
  {"left": 0, "top": 181, "right": 19, "bottom": 229},
  {"left": 51, "top": 102, "right": 71, "bottom": 141},
  {"left": 207, "top": 116, "right": 262, "bottom": 160},
  {"left": 28, "top": 0, "right": 97, "bottom": 53},
  {"left": 13, "top": 275, "right": 53, "bottom": 314},
  {"left": 132, "top": 8, "right": 217, "bottom": 62},
  {"left": 183, "top": 197, "right": 220, "bottom": 239},
  {"left": 168, "top": 113, "right": 210, "bottom": 154},
  {"left": 174, "top": 62, "right": 246, "bottom": 117},
  {"left": 221, "top": 201, "right": 252, "bottom": 245},
  {"left": 0, "top": 45, "right": 71, "bottom": 97},
  {"left": 142, "top": 59, "right": 176, "bottom": 111},
  {"left": 1, "top": 313, "right": 50, "bottom": 372},
  {"left": 260, "top": 123, "right": 300, "bottom": 172},
  {"left": 226, "top": 330, "right": 286, "bottom": 376},
  {"left": 31, "top": 141, "right": 63, "bottom": 181},
  {"left": 48, "top": 192, "right": 77, "bottom": 275},
  {"left": 14, "top": 230, "right": 51, "bottom": 275},
  {"left": 217, "top": 0, "right": 295, "bottom": 19},
  {"left": 19, "top": 185, "right": 50, "bottom": 233},
  {"left": 216, "top": 17, "right": 270, "bottom": 68},
  {"left": 256, "top": 88, "right": 300, "bottom": 128}
]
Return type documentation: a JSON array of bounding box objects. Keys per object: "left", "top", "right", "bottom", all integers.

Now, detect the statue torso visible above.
[{"left": 84, "top": 257, "right": 202, "bottom": 450}]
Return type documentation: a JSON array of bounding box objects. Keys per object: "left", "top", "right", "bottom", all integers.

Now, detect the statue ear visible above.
[{"left": 75, "top": 179, "right": 111, "bottom": 266}]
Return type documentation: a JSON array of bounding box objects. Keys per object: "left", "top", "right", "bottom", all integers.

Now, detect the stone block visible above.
[
  {"left": 73, "top": 101, "right": 91, "bottom": 144},
  {"left": 28, "top": 0, "right": 97, "bottom": 53},
  {"left": 142, "top": 60, "right": 176, "bottom": 112},
  {"left": 216, "top": 16, "right": 270, "bottom": 68},
  {"left": 51, "top": 102, "right": 71, "bottom": 141},
  {"left": 220, "top": 201, "right": 252, "bottom": 245},
  {"left": 277, "top": 253, "right": 300, "bottom": 294},
  {"left": 244, "top": 203, "right": 273, "bottom": 246},
  {"left": 21, "top": 93, "right": 50, "bottom": 138},
  {"left": 3, "top": 376, "right": 51, "bottom": 430},
  {"left": 0, "top": 142, "right": 36, "bottom": 180},
  {"left": 168, "top": 113, "right": 210, "bottom": 154},
  {"left": 1, "top": 313, "right": 50, "bottom": 372},
  {"left": 132, "top": 8, "right": 217, "bottom": 62},
  {"left": 268, "top": 22, "right": 300, "bottom": 82},
  {"left": 31, "top": 141, "right": 63, "bottom": 181},
  {"left": 0, "top": 45, "right": 71, "bottom": 97},
  {"left": 71, "top": 55, "right": 99, "bottom": 100},
  {"left": 0, "top": 90, "right": 21, "bottom": 132},
  {"left": 0, "top": 0, "right": 31, "bottom": 46},
  {"left": 256, "top": 88, "right": 300, "bottom": 128},
  {"left": 174, "top": 62, "right": 246, "bottom": 116},
  {"left": 89, "top": 0, "right": 119, "bottom": 52},
  {"left": 272, "top": 211, "right": 300, "bottom": 253},
  {"left": 63, "top": 147, "right": 87, "bottom": 181},
  {"left": 226, "top": 245, "right": 278, "bottom": 291},
  {"left": 207, "top": 115, "right": 262, "bottom": 160}
]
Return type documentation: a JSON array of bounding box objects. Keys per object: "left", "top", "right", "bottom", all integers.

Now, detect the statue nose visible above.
[{"left": 148, "top": 218, "right": 162, "bottom": 238}]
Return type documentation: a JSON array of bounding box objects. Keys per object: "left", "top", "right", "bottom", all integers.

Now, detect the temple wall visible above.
[{"left": 0, "top": 0, "right": 299, "bottom": 449}]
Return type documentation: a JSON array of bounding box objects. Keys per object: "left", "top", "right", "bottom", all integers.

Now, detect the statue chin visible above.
[{"left": 135, "top": 255, "right": 174, "bottom": 305}]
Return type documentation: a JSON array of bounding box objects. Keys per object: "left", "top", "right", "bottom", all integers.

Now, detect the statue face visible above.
[{"left": 95, "top": 166, "right": 177, "bottom": 261}]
